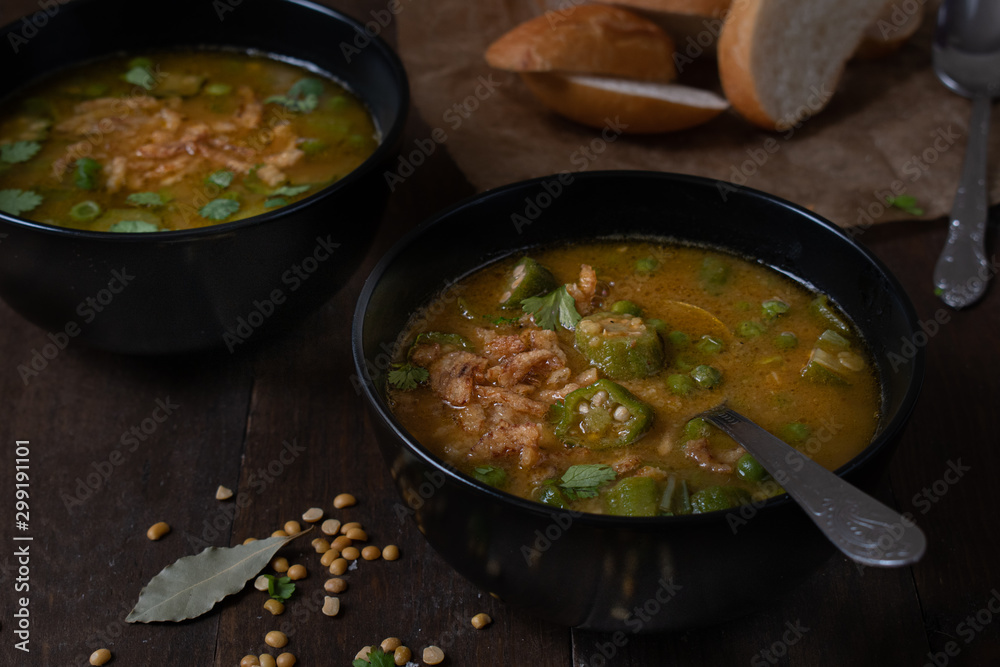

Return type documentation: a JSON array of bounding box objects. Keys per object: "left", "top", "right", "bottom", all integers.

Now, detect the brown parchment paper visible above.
[{"left": 397, "top": 1, "right": 1000, "bottom": 227}]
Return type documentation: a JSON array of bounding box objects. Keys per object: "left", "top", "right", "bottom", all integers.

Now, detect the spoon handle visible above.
[
  {"left": 701, "top": 407, "right": 926, "bottom": 568},
  {"left": 934, "top": 93, "right": 992, "bottom": 308}
]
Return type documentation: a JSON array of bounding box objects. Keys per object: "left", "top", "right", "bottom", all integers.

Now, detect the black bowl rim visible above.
[
  {"left": 0, "top": 0, "right": 410, "bottom": 242},
  {"left": 352, "top": 170, "right": 925, "bottom": 527}
]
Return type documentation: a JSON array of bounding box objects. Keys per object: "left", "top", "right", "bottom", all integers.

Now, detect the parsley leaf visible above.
[
  {"left": 264, "top": 574, "right": 295, "bottom": 601},
  {"left": 353, "top": 647, "right": 395, "bottom": 667},
  {"left": 1, "top": 141, "right": 41, "bottom": 164},
  {"left": 74, "top": 157, "right": 102, "bottom": 190},
  {"left": 199, "top": 198, "right": 240, "bottom": 221},
  {"left": 206, "top": 170, "right": 234, "bottom": 188},
  {"left": 264, "top": 197, "right": 288, "bottom": 209},
  {"left": 885, "top": 195, "right": 924, "bottom": 216},
  {"left": 521, "top": 286, "right": 581, "bottom": 331},
  {"left": 127, "top": 192, "right": 164, "bottom": 207},
  {"left": 271, "top": 184, "right": 310, "bottom": 197},
  {"left": 124, "top": 65, "right": 156, "bottom": 91},
  {"left": 0, "top": 189, "right": 43, "bottom": 216},
  {"left": 559, "top": 464, "right": 616, "bottom": 500},
  {"left": 387, "top": 363, "right": 429, "bottom": 391},
  {"left": 265, "top": 77, "right": 324, "bottom": 113},
  {"left": 110, "top": 220, "right": 160, "bottom": 233}
]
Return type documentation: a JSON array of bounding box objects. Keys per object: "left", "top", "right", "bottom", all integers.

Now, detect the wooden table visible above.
[{"left": 1, "top": 1, "right": 997, "bottom": 665}]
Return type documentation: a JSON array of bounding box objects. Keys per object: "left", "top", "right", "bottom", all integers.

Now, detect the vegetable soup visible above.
[
  {"left": 387, "top": 242, "right": 881, "bottom": 516},
  {"left": 0, "top": 50, "right": 379, "bottom": 231}
]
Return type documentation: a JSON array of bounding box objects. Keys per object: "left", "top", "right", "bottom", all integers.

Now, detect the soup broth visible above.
[
  {"left": 388, "top": 242, "right": 881, "bottom": 516},
  {"left": 0, "top": 50, "right": 378, "bottom": 231}
]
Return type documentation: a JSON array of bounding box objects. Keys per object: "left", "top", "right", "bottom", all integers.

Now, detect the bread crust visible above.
[
  {"left": 716, "top": 0, "right": 773, "bottom": 128},
  {"left": 520, "top": 72, "right": 728, "bottom": 133},
  {"left": 485, "top": 4, "right": 677, "bottom": 82},
  {"left": 605, "top": 0, "right": 732, "bottom": 18}
]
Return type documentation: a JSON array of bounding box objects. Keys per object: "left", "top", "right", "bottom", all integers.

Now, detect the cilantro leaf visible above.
[
  {"left": 387, "top": 363, "right": 429, "bottom": 391},
  {"left": 264, "top": 574, "right": 295, "bottom": 601},
  {"left": 521, "top": 286, "right": 581, "bottom": 331},
  {"left": 265, "top": 77, "right": 324, "bottom": 113},
  {"left": 1, "top": 140, "right": 41, "bottom": 164},
  {"left": 109, "top": 220, "right": 161, "bottom": 233},
  {"left": 271, "top": 184, "right": 310, "bottom": 197},
  {"left": 287, "top": 78, "right": 324, "bottom": 99},
  {"left": 199, "top": 198, "right": 240, "bottom": 221},
  {"left": 74, "top": 157, "right": 102, "bottom": 190},
  {"left": 559, "top": 464, "right": 616, "bottom": 500},
  {"left": 885, "top": 195, "right": 924, "bottom": 216},
  {"left": 264, "top": 197, "right": 288, "bottom": 209},
  {"left": 353, "top": 648, "right": 396, "bottom": 667},
  {"left": 0, "top": 189, "right": 43, "bottom": 216},
  {"left": 127, "top": 192, "right": 164, "bottom": 207},
  {"left": 124, "top": 65, "right": 156, "bottom": 91},
  {"left": 206, "top": 170, "right": 234, "bottom": 188}
]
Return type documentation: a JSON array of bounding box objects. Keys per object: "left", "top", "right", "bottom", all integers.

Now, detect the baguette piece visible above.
[
  {"left": 486, "top": 4, "right": 677, "bottom": 82},
  {"left": 520, "top": 73, "right": 729, "bottom": 133},
  {"left": 718, "top": 0, "right": 888, "bottom": 130}
]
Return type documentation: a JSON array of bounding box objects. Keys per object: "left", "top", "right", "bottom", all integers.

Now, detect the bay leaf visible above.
[{"left": 126, "top": 533, "right": 297, "bottom": 623}]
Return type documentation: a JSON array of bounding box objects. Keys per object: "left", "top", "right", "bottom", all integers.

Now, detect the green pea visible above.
[
  {"left": 736, "top": 454, "right": 769, "bottom": 482},
  {"left": 762, "top": 298, "right": 790, "bottom": 320},
  {"left": 695, "top": 335, "right": 724, "bottom": 354},
  {"left": 683, "top": 417, "right": 710, "bottom": 440},
  {"left": 69, "top": 200, "right": 101, "bottom": 222},
  {"left": 699, "top": 256, "right": 730, "bottom": 292},
  {"left": 774, "top": 332, "right": 798, "bottom": 349},
  {"left": 667, "top": 374, "right": 695, "bottom": 396},
  {"left": 780, "top": 421, "right": 811, "bottom": 444},
  {"left": 204, "top": 83, "right": 232, "bottom": 96},
  {"left": 635, "top": 256, "right": 659, "bottom": 273},
  {"left": 737, "top": 320, "right": 766, "bottom": 338},
  {"left": 690, "top": 364, "right": 722, "bottom": 389},
  {"left": 667, "top": 330, "right": 690, "bottom": 347},
  {"left": 646, "top": 318, "right": 668, "bottom": 336},
  {"left": 610, "top": 300, "right": 643, "bottom": 317}
]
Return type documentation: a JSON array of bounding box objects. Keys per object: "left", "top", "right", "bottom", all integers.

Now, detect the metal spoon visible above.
[
  {"left": 699, "top": 406, "right": 926, "bottom": 568},
  {"left": 932, "top": 0, "right": 1000, "bottom": 308}
]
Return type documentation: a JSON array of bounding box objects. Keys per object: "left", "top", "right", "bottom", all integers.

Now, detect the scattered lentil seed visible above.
[
  {"left": 471, "top": 612, "right": 493, "bottom": 629},
  {"left": 333, "top": 493, "right": 356, "bottom": 509},
  {"left": 287, "top": 564, "right": 307, "bottom": 581},
  {"left": 264, "top": 630, "right": 288, "bottom": 648},
  {"left": 244, "top": 537, "right": 258, "bottom": 545},
  {"left": 382, "top": 544, "right": 400, "bottom": 561},
  {"left": 283, "top": 521, "right": 302, "bottom": 535},
  {"left": 240, "top": 655, "right": 260, "bottom": 667},
  {"left": 329, "top": 558, "right": 349, "bottom": 575},
  {"left": 259, "top": 656, "right": 277, "bottom": 667},
  {"left": 380, "top": 637, "right": 401, "bottom": 652},
  {"left": 146, "top": 521, "right": 170, "bottom": 541},
  {"left": 393, "top": 646, "right": 412, "bottom": 666},
  {"left": 340, "top": 521, "right": 362, "bottom": 534},
  {"left": 346, "top": 528, "right": 368, "bottom": 542},
  {"left": 276, "top": 652, "right": 296, "bottom": 667},
  {"left": 89, "top": 648, "right": 112, "bottom": 666},
  {"left": 324, "top": 577, "right": 347, "bottom": 594},
  {"left": 340, "top": 546, "right": 360, "bottom": 561},
  {"left": 271, "top": 557, "right": 290, "bottom": 573},
  {"left": 254, "top": 575, "right": 270, "bottom": 591},
  {"left": 215, "top": 485, "right": 234, "bottom": 500},
  {"left": 312, "top": 538, "right": 331, "bottom": 553},
  {"left": 361, "top": 545, "right": 381, "bottom": 561},
  {"left": 321, "top": 519, "right": 341, "bottom": 535},
  {"left": 423, "top": 645, "right": 445, "bottom": 665},
  {"left": 263, "top": 599, "right": 285, "bottom": 616},
  {"left": 301, "top": 507, "right": 324, "bottom": 523},
  {"left": 321, "top": 596, "right": 340, "bottom": 617},
  {"left": 331, "top": 535, "right": 353, "bottom": 551},
  {"left": 320, "top": 550, "right": 337, "bottom": 567},
  {"left": 271, "top": 530, "right": 289, "bottom": 538},
  {"left": 355, "top": 646, "right": 372, "bottom": 661}
]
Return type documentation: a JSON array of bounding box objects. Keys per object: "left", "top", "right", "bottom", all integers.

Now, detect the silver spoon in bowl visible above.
[
  {"left": 932, "top": 0, "right": 1000, "bottom": 308},
  {"left": 699, "top": 405, "right": 926, "bottom": 568}
]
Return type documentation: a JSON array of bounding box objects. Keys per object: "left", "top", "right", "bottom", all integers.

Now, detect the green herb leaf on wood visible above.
[{"left": 353, "top": 647, "right": 396, "bottom": 667}]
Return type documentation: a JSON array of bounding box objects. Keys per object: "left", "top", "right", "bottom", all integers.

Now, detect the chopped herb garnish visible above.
[
  {"left": 128, "top": 56, "right": 153, "bottom": 70},
  {"left": 934, "top": 286, "right": 945, "bottom": 296},
  {"left": 264, "top": 197, "right": 288, "bottom": 209},
  {"left": 127, "top": 192, "right": 164, "bottom": 207},
  {"left": 109, "top": 220, "right": 160, "bottom": 233},
  {"left": 885, "top": 195, "right": 924, "bottom": 216},
  {"left": 271, "top": 184, "right": 310, "bottom": 197},
  {"left": 0, "top": 189, "right": 43, "bottom": 216},
  {"left": 74, "top": 157, "right": 102, "bottom": 190},
  {"left": 199, "top": 198, "right": 240, "bottom": 221},
  {"left": 0, "top": 140, "right": 41, "bottom": 164},
  {"left": 204, "top": 82, "right": 232, "bottom": 96},
  {"left": 353, "top": 647, "right": 395, "bottom": 667},
  {"left": 206, "top": 170, "right": 234, "bottom": 189},
  {"left": 483, "top": 313, "right": 522, "bottom": 326},
  {"left": 558, "top": 464, "right": 616, "bottom": 500},
  {"left": 387, "top": 363, "right": 429, "bottom": 391},
  {"left": 265, "top": 77, "right": 323, "bottom": 113},
  {"left": 521, "top": 286, "right": 581, "bottom": 331},
  {"left": 263, "top": 574, "right": 295, "bottom": 602},
  {"left": 124, "top": 65, "right": 156, "bottom": 91}
]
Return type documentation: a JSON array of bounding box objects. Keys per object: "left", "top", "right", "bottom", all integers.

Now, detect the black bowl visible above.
[
  {"left": 352, "top": 171, "right": 924, "bottom": 632},
  {"left": 0, "top": 0, "right": 407, "bottom": 354}
]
